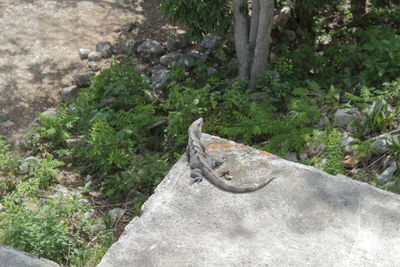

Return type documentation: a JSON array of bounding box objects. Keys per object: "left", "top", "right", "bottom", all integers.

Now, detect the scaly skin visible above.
[{"left": 187, "top": 118, "right": 274, "bottom": 193}]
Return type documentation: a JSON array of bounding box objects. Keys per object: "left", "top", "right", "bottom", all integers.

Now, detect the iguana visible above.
[{"left": 187, "top": 118, "right": 274, "bottom": 193}]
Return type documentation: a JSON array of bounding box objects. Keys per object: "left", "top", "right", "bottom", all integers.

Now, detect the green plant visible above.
[
  {"left": 0, "top": 194, "right": 113, "bottom": 266},
  {"left": 362, "top": 98, "right": 400, "bottom": 135},
  {"left": 34, "top": 110, "right": 77, "bottom": 148},
  {"left": 0, "top": 136, "right": 19, "bottom": 197},
  {"left": 159, "top": 0, "right": 231, "bottom": 41},
  {"left": 306, "top": 129, "right": 345, "bottom": 175}
]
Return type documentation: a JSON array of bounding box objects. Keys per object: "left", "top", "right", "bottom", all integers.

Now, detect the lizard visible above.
[{"left": 187, "top": 118, "right": 274, "bottom": 193}]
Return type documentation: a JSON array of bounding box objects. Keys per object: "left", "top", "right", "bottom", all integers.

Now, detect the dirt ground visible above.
[{"left": 0, "top": 0, "right": 179, "bottom": 145}]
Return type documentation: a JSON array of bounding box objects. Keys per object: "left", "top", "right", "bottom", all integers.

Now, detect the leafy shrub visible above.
[
  {"left": 34, "top": 110, "right": 77, "bottom": 149},
  {"left": 0, "top": 195, "right": 113, "bottom": 265},
  {"left": 362, "top": 98, "right": 400, "bottom": 135},
  {"left": 306, "top": 129, "right": 345, "bottom": 175},
  {"left": 0, "top": 137, "right": 19, "bottom": 196},
  {"left": 159, "top": 0, "right": 231, "bottom": 41}
]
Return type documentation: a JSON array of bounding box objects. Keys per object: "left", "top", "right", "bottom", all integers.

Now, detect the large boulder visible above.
[
  {"left": 0, "top": 245, "right": 59, "bottom": 267},
  {"left": 98, "top": 133, "right": 400, "bottom": 266}
]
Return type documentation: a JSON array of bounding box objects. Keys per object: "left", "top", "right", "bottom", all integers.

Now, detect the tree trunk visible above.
[
  {"left": 232, "top": 0, "right": 274, "bottom": 89},
  {"left": 248, "top": 0, "right": 274, "bottom": 89},
  {"left": 232, "top": 0, "right": 250, "bottom": 79},
  {"left": 351, "top": 0, "right": 366, "bottom": 19}
]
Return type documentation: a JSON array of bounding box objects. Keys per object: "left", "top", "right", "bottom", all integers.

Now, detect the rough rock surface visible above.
[
  {"left": 0, "top": 245, "right": 59, "bottom": 267},
  {"left": 98, "top": 133, "right": 400, "bottom": 267}
]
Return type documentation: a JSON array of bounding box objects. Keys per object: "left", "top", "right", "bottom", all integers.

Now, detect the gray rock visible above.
[
  {"left": 167, "top": 34, "right": 188, "bottom": 51},
  {"left": 299, "top": 153, "right": 309, "bottom": 161},
  {"left": 137, "top": 39, "right": 164, "bottom": 56},
  {"left": 60, "top": 85, "right": 79, "bottom": 102},
  {"left": 0, "top": 203, "right": 4, "bottom": 212},
  {"left": 273, "top": 6, "right": 291, "bottom": 31},
  {"left": 178, "top": 54, "right": 197, "bottom": 68},
  {"left": 88, "top": 61, "right": 100, "bottom": 71},
  {"left": 333, "top": 108, "right": 360, "bottom": 128},
  {"left": 285, "top": 152, "right": 298, "bottom": 162},
  {"left": 108, "top": 208, "right": 125, "bottom": 223},
  {"left": 151, "top": 69, "right": 171, "bottom": 87},
  {"left": 98, "top": 133, "right": 400, "bottom": 267},
  {"left": 121, "top": 22, "right": 135, "bottom": 33},
  {"left": 88, "top": 51, "right": 103, "bottom": 61},
  {"left": 371, "top": 133, "right": 390, "bottom": 154},
  {"left": 144, "top": 90, "right": 160, "bottom": 102},
  {"left": 0, "top": 244, "right": 60, "bottom": 267},
  {"left": 121, "top": 39, "right": 142, "bottom": 54},
  {"left": 206, "top": 67, "right": 218, "bottom": 75},
  {"left": 0, "top": 120, "right": 15, "bottom": 127},
  {"left": 284, "top": 30, "right": 297, "bottom": 42},
  {"left": 19, "top": 156, "right": 39, "bottom": 175},
  {"left": 160, "top": 52, "right": 181, "bottom": 66},
  {"left": 200, "top": 34, "right": 219, "bottom": 49},
  {"left": 73, "top": 72, "right": 95, "bottom": 88},
  {"left": 41, "top": 108, "right": 57, "bottom": 116},
  {"left": 315, "top": 115, "right": 330, "bottom": 130},
  {"left": 78, "top": 48, "right": 91, "bottom": 60},
  {"left": 377, "top": 161, "right": 397, "bottom": 182},
  {"left": 96, "top": 41, "right": 112, "bottom": 58}
]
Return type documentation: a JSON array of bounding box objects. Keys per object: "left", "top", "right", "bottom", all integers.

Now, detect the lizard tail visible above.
[{"left": 211, "top": 177, "right": 275, "bottom": 193}]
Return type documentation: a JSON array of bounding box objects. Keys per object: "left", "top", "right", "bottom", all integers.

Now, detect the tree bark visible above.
[
  {"left": 248, "top": 0, "right": 274, "bottom": 89},
  {"left": 248, "top": 0, "right": 260, "bottom": 71},
  {"left": 232, "top": 0, "right": 250, "bottom": 79}
]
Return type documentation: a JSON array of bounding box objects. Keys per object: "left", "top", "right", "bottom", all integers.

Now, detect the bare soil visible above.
[{"left": 0, "top": 0, "right": 180, "bottom": 145}]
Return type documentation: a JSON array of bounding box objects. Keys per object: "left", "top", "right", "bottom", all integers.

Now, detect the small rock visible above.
[
  {"left": 121, "top": 22, "right": 135, "bottom": 33},
  {"left": 178, "top": 54, "right": 196, "bottom": 68},
  {"left": 285, "top": 152, "right": 298, "bottom": 162},
  {"left": 377, "top": 161, "right": 397, "bottom": 182},
  {"left": 214, "top": 50, "right": 227, "bottom": 61},
  {"left": 207, "top": 67, "right": 218, "bottom": 75},
  {"left": 0, "top": 203, "right": 5, "bottom": 212},
  {"left": 144, "top": 90, "right": 161, "bottom": 102},
  {"left": 78, "top": 48, "right": 91, "bottom": 60},
  {"left": 343, "top": 156, "right": 358, "bottom": 169},
  {"left": 200, "top": 35, "right": 219, "bottom": 50},
  {"left": 96, "top": 41, "right": 112, "bottom": 58},
  {"left": 60, "top": 85, "right": 79, "bottom": 102},
  {"left": 160, "top": 52, "right": 181, "bottom": 66},
  {"left": 88, "top": 61, "right": 100, "bottom": 71},
  {"left": 284, "top": 30, "right": 297, "bottom": 42},
  {"left": 73, "top": 72, "right": 95, "bottom": 88},
  {"left": 299, "top": 153, "right": 309, "bottom": 161},
  {"left": 1, "top": 120, "right": 15, "bottom": 127},
  {"left": 333, "top": 108, "right": 360, "bottom": 128},
  {"left": 121, "top": 39, "right": 142, "bottom": 54},
  {"left": 167, "top": 34, "right": 188, "bottom": 51},
  {"left": 19, "top": 156, "right": 39, "bottom": 175},
  {"left": 306, "top": 143, "right": 326, "bottom": 157},
  {"left": 41, "top": 107, "right": 57, "bottom": 116},
  {"left": 88, "top": 51, "right": 103, "bottom": 61},
  {"left": 137, "top": 39, "right": 164, "bottom": 56},
  {"left": 108, "top": 208, "right": 125, "bottom": 223},
  {"left": 273, "top": 6, "right": 291, "bottom": 31},
  {"left": 133, "top": 64, "right": 146, "bottom": 72},
  {"left": 371, "top": 133, "right": 390, "bottom": 154},
  {"left": 151, "top": 69, "right": 171, "bottom": 87},
  {"left": 315, "top": 115, "right": 330, "bottom": 130}
]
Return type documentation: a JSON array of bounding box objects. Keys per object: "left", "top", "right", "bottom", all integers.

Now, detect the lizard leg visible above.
[{"left": 190, "top": 168, "right": 203, "bottom": 184}]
